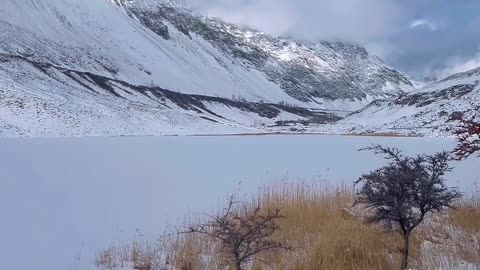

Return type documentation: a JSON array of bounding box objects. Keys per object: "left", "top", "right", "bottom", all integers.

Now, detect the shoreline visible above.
[{"left": 0, "top": 132, "right": 428, "bottom": 139}]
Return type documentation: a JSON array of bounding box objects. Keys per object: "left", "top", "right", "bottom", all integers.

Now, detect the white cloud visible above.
[
  {"left": 434, "top": 49, "right": 480, "bottom": 79},
  {"left": 409, "top": 19, "right": 438, "bottom": 32}
]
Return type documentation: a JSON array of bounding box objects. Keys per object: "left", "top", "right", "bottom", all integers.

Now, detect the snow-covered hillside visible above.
[
  {"left": 0, "top": 53, "right": 342, "bottom": 136},
  {"left": 0, "top": 0, "right": 414, "bottom": 136},
  {"left": 335, "top": 66, "right": 480, "bottom": 136}
]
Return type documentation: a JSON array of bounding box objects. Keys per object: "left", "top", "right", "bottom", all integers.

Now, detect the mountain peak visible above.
[{"left": 128, "top": 3, "right": 414, "bottom": 102}]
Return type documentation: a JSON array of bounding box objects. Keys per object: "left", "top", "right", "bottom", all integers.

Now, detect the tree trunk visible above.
[
  {"left": 401, "top": 233, "right": 410, "bottom": 270},
  {"left": 233, "top": 252, "right": 242, "bottom": 270},
  {"left": 235, "top": 260, "right": 242, "bottom": 270}
]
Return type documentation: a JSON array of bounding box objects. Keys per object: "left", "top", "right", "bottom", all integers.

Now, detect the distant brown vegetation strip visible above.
[{"left": 189, "top": 132, "right": 422, "bottom": 138}]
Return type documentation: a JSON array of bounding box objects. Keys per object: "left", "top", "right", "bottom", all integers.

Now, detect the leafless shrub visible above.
[
  {"left": 355, "top": 145, "right": 462, "bottom": 270},
  {"left": 184, "top": 196, "right": 292, "bottom": 270}
]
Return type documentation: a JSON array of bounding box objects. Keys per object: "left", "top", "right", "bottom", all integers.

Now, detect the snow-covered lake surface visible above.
[{"left": 0, "top": 135, "right": 478, "bottom": 270}]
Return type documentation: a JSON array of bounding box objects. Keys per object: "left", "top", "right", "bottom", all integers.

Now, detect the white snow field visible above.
[{"left": 0, "top": 135, "right": 478, "bottom": 270}]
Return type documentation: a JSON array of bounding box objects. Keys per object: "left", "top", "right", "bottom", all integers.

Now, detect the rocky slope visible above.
[
  {"left": 0, "top": 0, "right": 416, "bottom": 136},
  {"left": 124, "top": 1, "right": 414, "bottom": 108},
  {"left": 334, "top": 66, "right": 480, "bottom": 136}
]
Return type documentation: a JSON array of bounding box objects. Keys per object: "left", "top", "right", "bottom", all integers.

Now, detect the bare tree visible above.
[
  {"left": 355, "top": 145, "right": 462, "bottom": 270},
  {"left": 453, "top": 120, "right": 480, "bottom": 160},
  {"left": 186, "top": 196, "right": 291, "bottom": 270}
]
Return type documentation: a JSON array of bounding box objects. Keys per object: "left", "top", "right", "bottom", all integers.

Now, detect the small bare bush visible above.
[{"left": 185, "top": 196, "right": 292, "bottom": 270}]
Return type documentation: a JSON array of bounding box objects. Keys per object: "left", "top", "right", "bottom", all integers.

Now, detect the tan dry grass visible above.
[
  {"left": 95, "top": 240, "right": 166, "bottom": 270},
  {"left": 249, "top": 182, "right": 415, "bottom": 270},
  {"left": 408, "top": 186, "right": 480, "bottom": 269},
  {"left": 96, "top": 181, "right": 480, "bottom": 270},
  {"left": 450, "top": 188, "right": 480, "bottom": 234}
]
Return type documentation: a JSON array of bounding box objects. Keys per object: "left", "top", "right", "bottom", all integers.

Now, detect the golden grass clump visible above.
[
  {"left": 95, "top": 241, "right": 162, "bottom": 270},
  {"left": 250, "top": 182, "right": 402, "bottom": 270},
  {"left": 450, "top": 187, "right": 480, "bottom": 234},
  {"left": 167, "top": 229, "right": 220, "bottom": 270}
]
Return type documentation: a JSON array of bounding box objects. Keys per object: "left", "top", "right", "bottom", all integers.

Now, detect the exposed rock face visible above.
[{"left": 126, "top": 2, "right": 414, "bottom": 104}]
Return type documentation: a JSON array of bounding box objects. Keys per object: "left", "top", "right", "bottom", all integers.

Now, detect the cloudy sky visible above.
[{"left": 187, "top": 0, "right": 480, "bottom": 80}]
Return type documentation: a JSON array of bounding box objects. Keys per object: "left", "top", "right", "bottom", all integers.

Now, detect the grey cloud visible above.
[
  {"left": 191, "top": 0, "right": 405, "bottom": 42},
  {"left": 185, "top": 0, "right": 480, "bottom": 79}
]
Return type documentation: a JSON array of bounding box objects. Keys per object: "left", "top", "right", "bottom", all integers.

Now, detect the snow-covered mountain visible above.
[
  {"left": 0, "top": 0, "right": 415, "bottom": 136},
  {"left": 336, "top": 66, "right": 480, "bottom": 136},
  {"left": 123, "top": 1, "right": 415, "bottom": 108}
]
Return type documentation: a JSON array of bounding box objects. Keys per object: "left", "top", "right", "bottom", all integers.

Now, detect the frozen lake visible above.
[{"left": 0, "top": 135, "right": 478, "bottom": 270}]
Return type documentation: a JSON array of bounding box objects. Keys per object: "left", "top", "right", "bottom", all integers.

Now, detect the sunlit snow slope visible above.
[{"left": 0, "top": 0, "right": 414, "bottom": 136}]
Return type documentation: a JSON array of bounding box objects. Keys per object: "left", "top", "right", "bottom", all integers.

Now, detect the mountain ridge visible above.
[
  {"left": 2, "top": 0, "right": 475, "bottom": 137},
  {"left": 1, "top": 0, "right": 415, "bottom": 107},
  {"left": 125, "top": 1, "right": 415, "bottom": 106}
]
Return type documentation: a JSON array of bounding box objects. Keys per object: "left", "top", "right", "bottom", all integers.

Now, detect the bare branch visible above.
[
  {"left": 453, "top": 120, "right": 480, "bottom": 160},
  {"left": 182, "top": 196, "right": 291, "bottom": 270}
]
